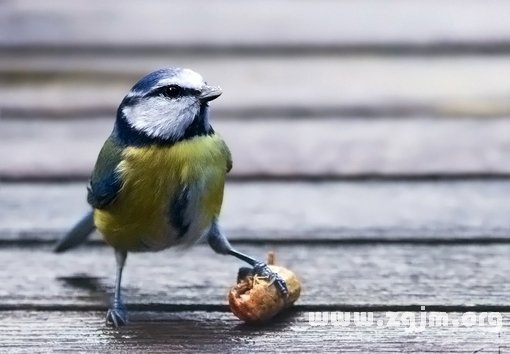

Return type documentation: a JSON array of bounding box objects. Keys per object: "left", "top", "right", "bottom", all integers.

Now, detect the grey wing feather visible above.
[{"left": 54, "top": 210, "right": 95, "bottom": 253}]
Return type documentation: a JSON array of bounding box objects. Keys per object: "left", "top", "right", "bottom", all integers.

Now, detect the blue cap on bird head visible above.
[{"left": 116, "top": 68, "right": 222, "bottom": 145}]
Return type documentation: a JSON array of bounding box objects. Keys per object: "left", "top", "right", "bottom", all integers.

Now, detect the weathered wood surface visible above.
[
  {"left": 1, "top": 311, "right": 508, "bottom": 353},
  {"left": 2, "top": 244, "right": 510, "bottom": 307},
  {"left": 3, "top": 181, "right": 510, "bottom": 241},
  {"left": 3, "top": 118, "right": 510, "bottom": 179},
  {"left": 2, "top": 0, "right": 510, "bottom": 48},
  {"left": 4, "top": 58, "right": 510, "bottom": 118},
  {"left": 2, "top": 1, "right": 510, "bottom": 351}
]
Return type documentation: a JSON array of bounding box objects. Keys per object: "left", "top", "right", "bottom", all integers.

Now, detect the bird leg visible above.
[
  {"left": 207, "top": 222, "right": 288, "bottom": 296},
  {"left": 106, "top": 249, "right": 128, "bottom": 327}
]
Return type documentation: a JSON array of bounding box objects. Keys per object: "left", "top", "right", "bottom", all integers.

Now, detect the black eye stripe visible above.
[
  {"left": 150, "top": 86, "right": 200, "bottom": 99},
  {"left": 163, "top": 85, "right": 180, "bottom": 97}
]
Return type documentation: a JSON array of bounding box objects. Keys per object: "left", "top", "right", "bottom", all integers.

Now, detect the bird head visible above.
[{"left": 115, "top": 68, "right": 222, "bottom": 145}]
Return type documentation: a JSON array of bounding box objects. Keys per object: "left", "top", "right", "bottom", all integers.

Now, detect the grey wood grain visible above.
[
  {"left": 3, "top": 181, "right": 510, "bottom": 242},
  {"left": 2, "top": 244, "right": 510, "bottom": 307},
  {"left": 3, "top": 57, "right": 510, "bottom": 118},
  {"left": 2, "top": 118, "right": 510, "bottom": 179},
  {"left": 2, "top": 0, "right": 510, "bottom": 47},
  {"left": 0, "top": 311, "right": 508, "bottom": 353}
]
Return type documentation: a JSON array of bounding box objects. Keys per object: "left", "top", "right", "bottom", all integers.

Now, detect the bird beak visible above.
[{"left": 199, "top": 85, "right": 222, "bottom": 102}]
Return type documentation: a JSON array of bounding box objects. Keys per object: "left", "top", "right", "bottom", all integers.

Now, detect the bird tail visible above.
[{"left": 54, "top": 210, "right": 96, "bottom": 253}]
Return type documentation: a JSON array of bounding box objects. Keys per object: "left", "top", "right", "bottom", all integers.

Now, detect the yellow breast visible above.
[{"left": 94, "top": 134, "right": 229, "bottom": 252}]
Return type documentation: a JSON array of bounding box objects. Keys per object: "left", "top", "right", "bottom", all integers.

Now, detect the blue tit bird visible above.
[{"left": 54, "top": 68, "right": 288, "bottom": 327}]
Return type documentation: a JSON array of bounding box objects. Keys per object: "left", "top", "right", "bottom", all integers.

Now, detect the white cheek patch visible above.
[
  {"left": 157, "top": 68, "right": 205, "bottom": 91},
  {"left": 123, "top": 96, "right": 200, "bottom": 140}
]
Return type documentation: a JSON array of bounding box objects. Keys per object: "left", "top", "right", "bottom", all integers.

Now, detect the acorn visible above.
[{"left": 228, "top": 251, "right": 301, "bottom": 323}]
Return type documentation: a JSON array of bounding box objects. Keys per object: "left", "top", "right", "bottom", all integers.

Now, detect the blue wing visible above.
[{"left": 87, "top": 135, "right": 124, "bottom": 209}]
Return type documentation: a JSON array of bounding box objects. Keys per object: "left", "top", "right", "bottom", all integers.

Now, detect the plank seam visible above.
[
  {"left": 4, "top": 42, "right": 510, "bottom": 56},
  {"left": 2, "top": 304, "right": 510, "bottom": 313},
  {"left": 4, "top": 106, "right": 510, "bottom": 120},
  {"left": 5, "top": 174, "right": 510, "bottom": 183},
  {"left": 3, "top": 238, "right": 510, "bottom": 248}
]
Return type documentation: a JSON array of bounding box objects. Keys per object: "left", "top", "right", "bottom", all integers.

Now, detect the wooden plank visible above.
[
  {"left": 3, "top": 57, "right": 510, "bottom": 118},
  {"left": 3, "top": 181, "right": 510, "bottom": 242},
  {"left": 0, "top": 311, "right": 508, "bottom": 352},
  {"left": 2, "top": 0, "right": 510, "bottom": 48},
  {"left": 2, "top": 244, "right": 510, "bottom": 307},
  {"left": 2, "top": 118, "right": 510, "bottom": 179}
]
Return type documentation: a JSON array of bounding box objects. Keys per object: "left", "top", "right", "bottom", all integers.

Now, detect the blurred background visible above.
[
  {"left": 2, "top": 0, "right": 510, "bottom": 239},
  {"left": 2, "top": 1, "right": 510, "bottom": 350}
]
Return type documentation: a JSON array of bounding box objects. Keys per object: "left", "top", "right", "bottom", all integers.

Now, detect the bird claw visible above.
[
  {"left": 106, "top": 303, "right": 128, "bottom": 327},
  {"left": 237, "top": 267, "right": 253, "bottom": 282},
  {"left": 251, "top": 262, "right": 289, "bottom": 297}
]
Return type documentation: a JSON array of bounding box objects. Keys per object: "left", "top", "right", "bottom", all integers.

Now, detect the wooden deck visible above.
[{"left": 2, "top": 1, "right": 510, "bottom": 352}]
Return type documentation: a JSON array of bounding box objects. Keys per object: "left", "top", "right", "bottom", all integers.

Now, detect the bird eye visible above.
[{"left": 162, "top": 85, "right": 181, "bottom": 98}]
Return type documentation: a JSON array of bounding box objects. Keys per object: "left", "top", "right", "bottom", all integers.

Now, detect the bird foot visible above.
[
  {"left": 106, "top": 303, "right": 128, "bottom": 327},
  {"left": 238, "top": 262, "right": 289, "bottom": 297}
]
